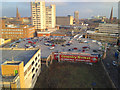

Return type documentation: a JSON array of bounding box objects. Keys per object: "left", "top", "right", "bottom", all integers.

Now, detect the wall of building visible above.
[
  {"left": 1, "top": 26, "right": 35, "bottom": 40},
  {"left": 46, "top": 5, "right": 56, "bottom": 29},
  {"left": 0, "top": 38, "right": 4, "bottom": 45},
  {"left": 56, "top": 16, "right": 73, "bottom": 26},
  {"left": 1, "top": 61, "right": 25, "bottom": 88},
  {"left": 98, "top": 23, "right": 119, "bottom": 34},
  {"left": 1, "top": 49, "right": 41, "bottom": 88},
  {"left": 31, "top": 1, "right": 46, "bottom": 30},
  {"left": 24, "top": 49, "right": 41, "bottom": 88}
]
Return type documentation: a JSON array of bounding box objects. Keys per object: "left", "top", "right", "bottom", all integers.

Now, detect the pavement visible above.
[{"left": 103, "top": 46, "right": 120, "bottom": 89}]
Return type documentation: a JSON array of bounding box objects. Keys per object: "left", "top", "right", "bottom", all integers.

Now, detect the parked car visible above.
[
  {"left": 28, "top": 41, "right": 33, "bottom": 43},
  {"left": 49, "top": 47, "right": 55, "bottom": 50},
  {"left": 66, "top": 43, "right": 71, "bottom": 46},
  {"left": 93, "top": 50, "right": 97, "bottom": 52},
  {"left": 44, "top": 43, "right": 49, "bottom": 46},
  {"left": 112, "top": 61, "right": 118, "bottom": 66},
  {"left": 28, "top": 46, "right": 33, "bottom": 48},
  {"left": 73, "top": 47, "right": 78, "bottom": 50},
  {"left": 68, "top": 49, "right": 72, "bottom": 51}
]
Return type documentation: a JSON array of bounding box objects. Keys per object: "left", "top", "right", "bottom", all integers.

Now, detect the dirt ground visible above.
[{"left": 34, "top": 61, "right": 113, "bottom": 88}]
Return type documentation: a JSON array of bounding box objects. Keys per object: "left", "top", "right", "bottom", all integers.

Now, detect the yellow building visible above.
[
  {"left": 0, "top": 38, "right": 11, "bottom": 46},
  {"left": 0, "top": 48, "right": 41, "bottom": 88},
  {"left": 0, "top": 38, "right": 4, "bottom": 45}
]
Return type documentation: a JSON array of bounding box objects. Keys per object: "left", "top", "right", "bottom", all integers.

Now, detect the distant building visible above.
[
  {"left": 56, "top": 15, "right": 73, "bottom": 26},
  {"left": 98, "top": 23, "right": 119, "bottom": 34},
  {"left": 16, "top": 7, "right": 21, "bottom": 20},
  {"left": 74, "top": 11, "right": 79, "bottom": 24},
  {"left": 31, "top": 0, "right": 56, "bottom": 31},
  {"left": 37, "top": 31, "right": 51, "bottom": 37},
  {"left": 91, "top": 16, "right": 106, "bottom": 19},
  {"left": 110, "top": 7, "right": 113, "bottom": 21},
  {"left": 119, "top": 1, "right": 120, "bottom": 20},
  {"left": 0, "top": 48, "right": 41, "bottom": 88},
  {"left": 1, "top": 24, "right": 35, "bottom": 40}
]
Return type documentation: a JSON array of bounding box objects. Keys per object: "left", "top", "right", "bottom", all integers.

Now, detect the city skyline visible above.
[{"left": 1, "top": 2, "right": 118, "bottom": 19}]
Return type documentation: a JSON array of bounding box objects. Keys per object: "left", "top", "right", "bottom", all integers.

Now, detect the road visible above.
[{"left": 103, "top": 46, "right": 120, "bottom": 89}]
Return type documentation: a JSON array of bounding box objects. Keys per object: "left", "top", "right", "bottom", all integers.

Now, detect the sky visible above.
[{"left": 1, "top": 0, "right": 119, "bottom": 19}]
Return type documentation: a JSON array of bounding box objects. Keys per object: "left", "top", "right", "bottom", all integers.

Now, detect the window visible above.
[
  {"left": 32, "top": 74, "right": 35, "bottom": 79},
  {"left": 35, "top": 63, "right": 37, "bottom": 67},
  {"left": 35, "top": 57, "right": 37, "bottom": 61},
  {"left": 38, "top": 65, "right": 40, "bottom": 68},
  {"left": 38, "top": 54, "right": 40, "bottom": 57},
  {"left": 32, "top": 61, "right": 34, "bottom": 65},
  {"left": 32, "top": 67, "right": 35, "bottom": 72},
  {"left": 36, "top": 69, "right": 38, "bottom": 72},
  {"left": 28, "top": 65, "right": 32, "bottom": 71},
  {"left": 24, "top": 70, "right": 27, "bottom": 76}
]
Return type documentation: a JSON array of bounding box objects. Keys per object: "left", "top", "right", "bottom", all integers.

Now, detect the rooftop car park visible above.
[{"left": 5, "top": 35, "right": 104, "bottom": 63}]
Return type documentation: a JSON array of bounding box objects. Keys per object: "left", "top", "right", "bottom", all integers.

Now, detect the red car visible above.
[
  {"left": 82, "top": 49, "right": 85, "bottom": 52},
  {"left": 52, "top": 44, "right": 55, "bottom": 47},
  {"left": 73, "top": 47, "right": 78, "bottom": 50},
  {"left": 82, "top": 46, "right": 88, "bottom": 49},
  {"left": 28, "top": 41, "right": 33, "bottom": 43},
  {"left": 33, "top": 42, "right": 36, "bottom": 44},
  {"left": 27, "top": 38, "right": 30, "bottom": 40}
]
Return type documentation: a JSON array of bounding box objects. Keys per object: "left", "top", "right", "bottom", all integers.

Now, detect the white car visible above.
[
  {"left": 28, "top": 46, "right": 33, "bottom": 48},
  {"left": 49, "top": 47, "right": 54, "bottom": 50},
  {"left": 112, "top": 61, "right": 117, "bottom": 66},
  {"left": 84, "top": 40, "right": 87, "bottom": 43}
]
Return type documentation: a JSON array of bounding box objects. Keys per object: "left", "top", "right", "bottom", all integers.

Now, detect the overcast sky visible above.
[{"left": 1, "top": 0, "right": 119, "bottom": 19}]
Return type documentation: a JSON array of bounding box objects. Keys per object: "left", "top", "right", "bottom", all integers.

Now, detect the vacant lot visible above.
[{"left": 34, "top": 61, "right": 113, "bottom": 88}]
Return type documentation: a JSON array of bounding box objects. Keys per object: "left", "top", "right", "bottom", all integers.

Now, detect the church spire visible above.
[
  {"left": 16, "top": 7, "right": 21, "bottom": 20},
  {"left": 110, "top": 7, "right": 113, "bottom": 21}
]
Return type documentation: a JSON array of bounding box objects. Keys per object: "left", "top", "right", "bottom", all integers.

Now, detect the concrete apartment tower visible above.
[
  {"left": 46, "top": 4, "right": 56, "bottom": 29},
  {"left": 31, "top": 0, "right": 46, "bottom": 31},
  {"left": 74, "top": 11, "right": 79, "bottom": 24},
  {"left": 31, "top": 0, "right": 56, "bottom": 31}
]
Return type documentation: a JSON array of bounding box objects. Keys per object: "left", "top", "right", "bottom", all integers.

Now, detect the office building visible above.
[
  {"left": 98, "top": 23, "right": 119, "bottom": 34},
  {"left": 56, "top": 15, "right": 73, "bottom": 26},
  {"left": 31, "top": 0, "right": 56, "bottom": 31},
  {"left": 1, "top": 24, "right": 35, "bottom": 40},
  {"left": 0, "top": 48, "right": 41, "bottom": 88}
]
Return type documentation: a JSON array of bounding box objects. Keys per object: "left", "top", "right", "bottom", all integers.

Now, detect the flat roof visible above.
[{"left": 1, "top": 49, "right": 38, "bottom": 66}]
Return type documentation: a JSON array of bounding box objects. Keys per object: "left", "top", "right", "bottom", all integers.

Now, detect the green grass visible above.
[{"left": 34, "top": 61, "right": 113, "bottom": 88}]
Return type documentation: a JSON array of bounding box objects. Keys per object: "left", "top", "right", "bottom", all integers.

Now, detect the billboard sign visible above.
[{"left": 59, "top": 54, "right": 98, "bottom": 63}]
